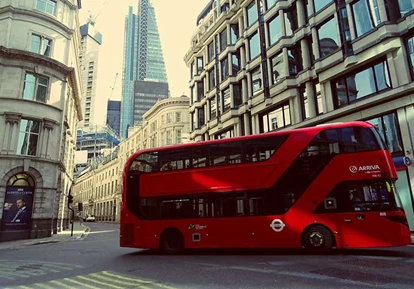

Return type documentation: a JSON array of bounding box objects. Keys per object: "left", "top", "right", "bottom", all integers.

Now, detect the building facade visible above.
[
  {"left": 76, "top": 125, "right": 120, "bottom": 164},
  {"left": 120, "top": 0, "right": 169, "bottom": 138},
  {"left": 78, "top": 22, "right": 102, "bottom": 128},
  {"left": 73, "top": 95, "right": 191, "bottom": 222},
  {"left": 132, "top": 80, "right": 169, "bottom": 125},
  {"left": 0, "top": 0, "right": 83, "bottom": 241},
  {"left": 73, "top": 156, "right": 120, "bottom": 222},
  {"left": 184, "top": 0, "right": 414, "bottom": 231},
  {"left": 106, "top": 100, "right": 121, "bottom": 136}
]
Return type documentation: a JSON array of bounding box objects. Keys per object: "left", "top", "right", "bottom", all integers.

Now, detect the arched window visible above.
[{"left": 7, "top": 173, "right": 35, "bottom": 187}]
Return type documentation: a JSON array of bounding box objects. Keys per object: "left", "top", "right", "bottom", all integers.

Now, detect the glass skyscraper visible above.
[{"left": 121, "top": 0, "right": 168, "bottom": 138}]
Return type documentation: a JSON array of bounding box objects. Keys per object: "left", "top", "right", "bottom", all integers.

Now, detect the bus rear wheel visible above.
[
  {"left": 302, "top": 225, "right": 333, "bottom": 252},
  {"left": 160, "top": 229, "right": 184, "bottom": 254}
]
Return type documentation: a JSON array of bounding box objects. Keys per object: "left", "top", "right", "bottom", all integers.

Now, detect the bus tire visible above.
[
  {"left": 160, "top": 228, "right": 184, "bottom": 254},
  {"left": 302, "top": 225, "right": 333, "bottom": 252}
]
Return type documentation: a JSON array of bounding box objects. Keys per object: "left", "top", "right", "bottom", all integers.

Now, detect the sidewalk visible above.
[{"left": 0, "top": 221, "right": 90, "bottom": 251}]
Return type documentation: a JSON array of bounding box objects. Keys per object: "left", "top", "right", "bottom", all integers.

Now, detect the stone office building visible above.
[
  {"left": 0, "top": 0, "right": 83, "bottom": 241},
  {"left": 185, "top": 0, "right": 414, "bottom": 231}
]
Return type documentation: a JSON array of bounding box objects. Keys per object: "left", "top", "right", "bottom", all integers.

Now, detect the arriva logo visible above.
[
  {"left": 349, "top": 165, "right": 380, "bottom": 173},
  {"left": 349, "top": 166, "right": 358, "bottom": 173}
]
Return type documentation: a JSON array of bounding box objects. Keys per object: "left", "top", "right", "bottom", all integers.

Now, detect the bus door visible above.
[{"left": 122, "top": 170, "right": 144, "bottom": 247}]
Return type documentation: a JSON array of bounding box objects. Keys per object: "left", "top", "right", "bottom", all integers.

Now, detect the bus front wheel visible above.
[
  {"left": 160, "top": 229, "right": 184, "bottom": 254},
  {"left": 302, "top": 225, "right": 333, "bottom": 252}
]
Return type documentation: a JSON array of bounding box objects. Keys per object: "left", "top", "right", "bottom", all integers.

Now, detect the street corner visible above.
[{"left": 52, "top": 221, "right": 91, "bottom": 241}]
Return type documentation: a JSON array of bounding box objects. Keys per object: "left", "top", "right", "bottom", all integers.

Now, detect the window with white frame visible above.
[
  {"left": 210, "top": 97, "right": 217, "bottom": 119},
  {"left": 23, "top": 73, "right": 49, "bottom": 103},
  {"left": 176, "top": 130, "right": 182, "bottom": 144},
  {"left": 251, "top": 67, "right": 262, "bottom": 93},
  {"left": 175, "top": 112, "right": 181, "bottom": 122},
  {"left": 30, "top": 34, "right": 52, "bottom": 56},
  {"left": 16, "top": 119, "right": 41, "bottom": 156},
  {"left": 160, "top": 132, "right": 165, "bottom": 146},
  {"left": 166, "top": 131, "right": 172, "bottom": 145},
  {"left": 222, "top": 87, "right": 231, "bottom": 112},
  {"left": 36, "top": 0, "right": 56, "bottom": 15}
]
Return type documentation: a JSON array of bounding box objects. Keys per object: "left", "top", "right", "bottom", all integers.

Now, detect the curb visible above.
[{"left": 0, "top": 224, "right": 91, "bottom": 251}]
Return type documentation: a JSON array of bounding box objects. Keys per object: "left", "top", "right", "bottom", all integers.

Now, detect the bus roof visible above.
[{"left": 126, "top": 121, "right": 373, "bottom": 161}]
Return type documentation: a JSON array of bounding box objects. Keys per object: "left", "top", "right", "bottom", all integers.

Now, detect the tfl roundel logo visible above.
[{"left": 349, "top": 166, "right": 358, "bottom": 173}]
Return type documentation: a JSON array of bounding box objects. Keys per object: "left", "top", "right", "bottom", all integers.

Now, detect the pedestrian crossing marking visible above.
[
  {"left": 48, "top": 280, "right": 73, "bottom": 289},
  {"left": 101, "top": 271, "right": 177, "bottom": 289},
  {"left": 90, "top": 273, "right": 137, "bottom": 286},
  {"left": 63, "top": 277, "right": 99, "bottom": 289},
  {"left": 2, "top": 271, "right": 179, "bottom": 289},
  {"left": 76, "top": 275, "right": 122, "bottom": 289}
]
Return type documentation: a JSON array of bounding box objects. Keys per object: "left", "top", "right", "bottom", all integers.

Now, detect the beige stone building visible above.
[
  {"left": 0, "top": 0, "right": 83, "bottom": 241},
  {"left": 184, "top": 0, "right": 414, "bottom": 231},
  {"left": 73, "top": 156, "right": 120, "bottom": 221},
  {"left": 73, "top": 96, "right": 190, "bottom": 222}
]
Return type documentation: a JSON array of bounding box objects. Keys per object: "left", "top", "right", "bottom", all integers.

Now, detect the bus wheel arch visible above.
[
  {"left": 159, "top": 227, "right": 184, "bottom": 254},
  {"left": 301, "top": 224, "right": 336, "bottom": 251}
]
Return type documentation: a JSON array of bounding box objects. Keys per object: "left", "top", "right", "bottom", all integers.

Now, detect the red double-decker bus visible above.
[{"left": 120, "top": 121, "right": 411, "bottom": 253}]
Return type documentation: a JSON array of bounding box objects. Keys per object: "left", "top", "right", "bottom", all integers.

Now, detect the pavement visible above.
[
  {"left": 0, "top": 223, "right": 413, "bottom": 289},
  {"left": 0, "top": 221, "right": 90, "bottom": 251}
]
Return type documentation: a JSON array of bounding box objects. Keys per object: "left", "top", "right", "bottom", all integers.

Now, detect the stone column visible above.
[
  {"left": 311, "top": 28, "right": 320, "bottom": 60},
  {"left": 306, "top": 81, "right": 317, "bottom": 118},
  {"left": 244, "top": 113, "right": 251, "bottom": 135},
  {"left": 1, "top": 121, "right": 11, "bottom": 153},
  {"left": 282, "top": 47, "right": 289, "bottom": 77},
  {"left": 345, "top": 5, "right": 356, "bottom": 40},
  {"left": 301, "top": 38, "right": 311, "bottom": 69},
  {"left": 297, "top": 0, "right": 306, "bottom": 27},
  {"left": 4, "top": 113, "right": 21, "bottom": 154},
  {"left": 377, "top": 0, "right": 388, "bottom": 23},
  {"left": 280, "top": 10, "right": 287, "bottom": 37}
]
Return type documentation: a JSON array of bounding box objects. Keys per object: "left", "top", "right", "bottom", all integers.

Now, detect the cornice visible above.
[
  {"left": 144, "top": 98, "right": 190, "bottom": 118},
  {"left": 0, "top": 5, "right": 75, "bottom": 36},
  {"left": 61, "top": 0, "right": 80, "bottom": 10},
  {"left": 0, "top": 46, "right": 83, "bottom": 122},
  {"left": 0, "top": 46, "right": 73, "bottom": 74}
]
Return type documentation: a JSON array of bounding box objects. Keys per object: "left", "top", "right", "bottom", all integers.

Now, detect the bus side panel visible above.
[
  {"left": 334, "top": 211, "right": 411, "bottom": 248},
  {"left": 145, "top": 163, "right": 279, "bottom": 196},
  {"left": 140, "top": 216, "right": 312, "bottom": 250},
  {"left": 140, "top": 133, "right": 315, "bottom": 197}
]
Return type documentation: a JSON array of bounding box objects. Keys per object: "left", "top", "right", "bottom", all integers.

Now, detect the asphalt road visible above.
[{"left": 0, "top": 223, "right": 413, "bottom": 289}]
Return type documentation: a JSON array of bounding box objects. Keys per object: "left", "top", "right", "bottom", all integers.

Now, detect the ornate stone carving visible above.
[
  {"left": 4, "top": 112, "right": 21, "bottom": 124},
  {"left": 43, "top": 118, "right": 57, "bottom": 130}
]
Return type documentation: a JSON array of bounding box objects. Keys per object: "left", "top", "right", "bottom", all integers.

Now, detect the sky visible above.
[{"left": 78, "top": 0, "right": 209, "bottom": 124}]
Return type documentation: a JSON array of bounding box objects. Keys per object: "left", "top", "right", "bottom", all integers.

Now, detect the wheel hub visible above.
[{"left": 309, "top": 232, "right": 324, "bottom": 247}]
